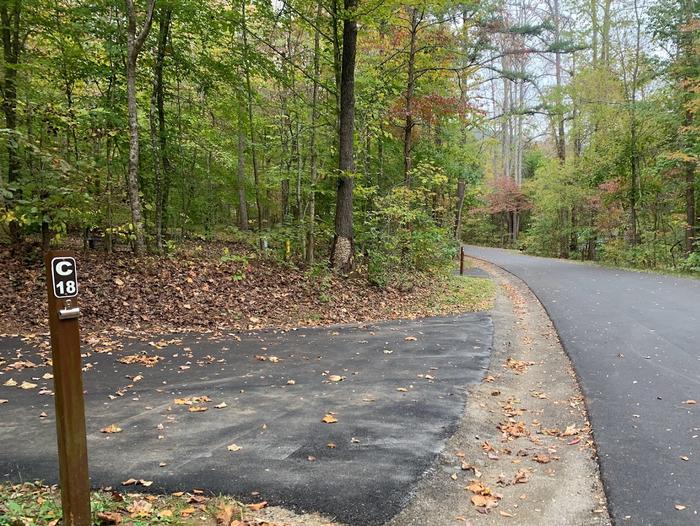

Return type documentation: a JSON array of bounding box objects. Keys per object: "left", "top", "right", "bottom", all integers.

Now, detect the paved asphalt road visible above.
[
  {"left": 464, "top": 245, "right": 700, "bottom": 526},
  {"left": 0, "top": 313, "right": 492, "bottom": 525}
]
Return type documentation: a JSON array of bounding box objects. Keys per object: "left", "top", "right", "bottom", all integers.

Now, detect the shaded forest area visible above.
[{"left": 0, "top": 0, "right": 697, "bottom": 282}]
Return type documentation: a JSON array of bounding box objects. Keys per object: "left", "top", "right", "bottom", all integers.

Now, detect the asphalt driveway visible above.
[
  {"left": 464, "top": 246, "right": 700, "bottom": 526},
  {"left": 0, "top": 312, "right": 492, "bottom": 525}
]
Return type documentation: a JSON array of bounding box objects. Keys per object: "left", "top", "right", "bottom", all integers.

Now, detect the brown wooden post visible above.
[
  {"left": 44, "top": 250, "right": 91, "bottom": 526},
  {"left": 460, "top": 246, "right": 465, "bottom": 275}
]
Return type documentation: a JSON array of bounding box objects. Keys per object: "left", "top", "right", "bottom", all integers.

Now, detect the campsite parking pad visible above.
[{"left": 0, "top": 312, "right": 492, "bottom": 525}]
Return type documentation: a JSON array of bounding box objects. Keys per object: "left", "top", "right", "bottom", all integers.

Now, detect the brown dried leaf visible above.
[
  {"left": 215, "top": 503, "right": 236, "bottom": 526},
  {"left": 96, "top": 511, "right": 122, "bottom": 525},
  {"left": 101, "top": 424, "right": 122, "bottom": 434}
]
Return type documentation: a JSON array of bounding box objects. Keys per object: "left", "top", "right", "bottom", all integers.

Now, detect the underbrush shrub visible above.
[
  {"left": 357, "top": 184, "right": 456, "bottom": 288},
  {"left": 680, "top": 251, "right": 700, "bottom": 273}
]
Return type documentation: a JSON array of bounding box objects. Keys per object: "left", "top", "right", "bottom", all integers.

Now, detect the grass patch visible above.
[
  {"left": 0, "top": 482, "right": 263, "bottom": 526},
  {"left": 422, "top": 274, "right": 496, "bottom": 316}
]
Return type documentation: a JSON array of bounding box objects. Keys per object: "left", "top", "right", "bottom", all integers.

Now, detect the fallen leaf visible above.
[
  {"left": 675, "top": 504, "right": 686, "bottom": 511},
  {"left": 533, "top": 453, "right": 551, "bottom": 464},
  {"left": 227, "top": 443, "right": 242, "bottom": 452},
  {"left": 499, "top": 511, "right": 515, "bottom": 517},
  {"left": 683, "top": 400, "right": 696, "bottom": 405},
  {"left": 471, "top": 494, "right": 500, "bottom": 509},
  {"left": 188, "top": 406, "right": 208, "bottom": 413},
  {"left": 396, "top": 387, "right": 408, "bottom": 392},
  {"left": 514, "top": 468, "right": 531, "bottom": 484},
  {"left": 118, "top": 355, "right": 161, "bottom": 367},
  {"left": 505, "top": 358, "right": 534, "bottom": 374},
  {"left": 467, "top": 481, "right": 491, "bottom": 495},
  {"left": 19, "top": 381, "right": 37, "bottom": 390},
  {"left": 405, "top": 336, "right": 417, "bottom": 341},
  {"left": 321, "top": 414, "right": 338, "bottom": 424},
  {"left": 101, "top": 424, "right": 122, "bottom": 434},
  {"left": 121, "top": 478, "right": 138, "bottom": 486},
  {"left": 214, "top": 402, "right": 228, "bottom": 409},
  {"left": 96, "top": 511, "right": 122, "bottom": 524},
  {"left": 215, "top": 503, "right": 235, "bottom": 526},
  {"left": 114, "top": 278, "right": 125, "bottom": 287},
  {"left": 499, "top": 420, "right": 529, "bottom": 438},
  {"left": 247, "top": 501, "right": 268, "bottom": 511},
  {"left": 0, "top": 399, "right": 7, "bottom": 404},
  {"left": 561, "top": 425, "right": 578, "bottom": 437},
  {"left": 328, "top": 375, "right": 344, "bottom": 382}
]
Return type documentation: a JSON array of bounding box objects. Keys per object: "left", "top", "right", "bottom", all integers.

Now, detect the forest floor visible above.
[{"left": 1, "top": 240, "right": 493, "bottom": 347}]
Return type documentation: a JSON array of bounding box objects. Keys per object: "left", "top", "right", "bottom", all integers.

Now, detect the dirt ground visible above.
[{"left": 386, "top": 258, "right": 611, "bottom": 525}]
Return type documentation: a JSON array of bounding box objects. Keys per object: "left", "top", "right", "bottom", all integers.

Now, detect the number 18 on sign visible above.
[
  {"left": 51, "top": 257, "right": 78, "bottom": 298},
  {"left": 45, "top": 251, "right": 91, "bottom": 526}
]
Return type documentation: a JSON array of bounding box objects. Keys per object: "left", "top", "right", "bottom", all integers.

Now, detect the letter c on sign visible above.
[{"left": 56, "top": 261, "right": 73, "bottom": 276}]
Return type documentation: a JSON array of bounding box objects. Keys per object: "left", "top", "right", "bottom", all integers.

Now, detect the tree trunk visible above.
[
  {"left": 680, "top": 0, "right": 697, "bottom": 254},
  {"left": 601, "top": 0, "right": 612, "bottom": 67},
  {"left": 402, "top": 7, "right": 421, "bottom": 185},
  {"left": 281, "top": 178, "right": 290, "bottom": 220},
  {"left": 1, "top": 1, "right": 21, "bottom": 242},
  {"left": 454, "top": 180, "right": 466, "bottom": 239},
  {"left": 241, "top": 1, "right": 263, "bottom": 234},
  {"left": 306, "top": 0, "right": 322, "bottom": 265},
  {"left": 330, "top": 0, "right": 358, "bottom": 272},
  {"left": 151, "top": 6, "right": 171, "bottom": 254},
  {"left": 236, "top": 103, "right": 249, "bottom": 230},
  {"left": 685, "top": 159, "right": 696, "bottom": 254},
  {"left": 125, "top": 0, "right": 156, "bottom": 256},
  {"left": 552, "top": 0, "right": 566, "bottom": 163}
]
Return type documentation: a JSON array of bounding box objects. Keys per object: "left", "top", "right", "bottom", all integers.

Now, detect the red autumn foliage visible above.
[{"left": 479, "top": 177, "right": 531, "bottom": 215}]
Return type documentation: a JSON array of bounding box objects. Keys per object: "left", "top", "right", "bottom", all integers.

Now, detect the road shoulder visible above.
[{"left": 388, "top": 259, "right": 611, "bottom": 525}]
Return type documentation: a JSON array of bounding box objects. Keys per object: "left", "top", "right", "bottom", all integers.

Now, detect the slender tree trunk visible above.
[
  {"left": 308, "top": 0, "right": 320, "bottom": 268},
  {"left": 1, "top": 1, "right": 21, "bottom": 242},
  {"left": 402, "top": 7, "right": 421, "bottom": 185},
  {"left": 685, "top": 157, "right": 696, "bottom": 254},
  {"left": 125, "top": 0, "right": 156, "bottom": 256},
  {"left": 680, "top": 0, "right": 697, "bottom": 254},
  {"left": 590, "top": 0, "right": 599, "bottom": 65},
  {"left": 552, "top": 0, "right": 566, "bottom": 163},
  {"left": 626, "top": 0, "right": 642, "bottom": 246},
  {"left": 151, "top": 6, "right": 171, "bottom": 254},
  {"left": 330, "top": 0, "right": 358, "bottom": 272},
  {"left": 601, "top": 0, "right": 612, "bottom": 67},
  {"left": 454, "top": 180, "right": 466, "bottom": 239},
  {"left": 236, "top": 102, "right": 249, "bottom": 230},
  {"left": 241, "top": 1, "right": 263, "bottom": 234}
]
